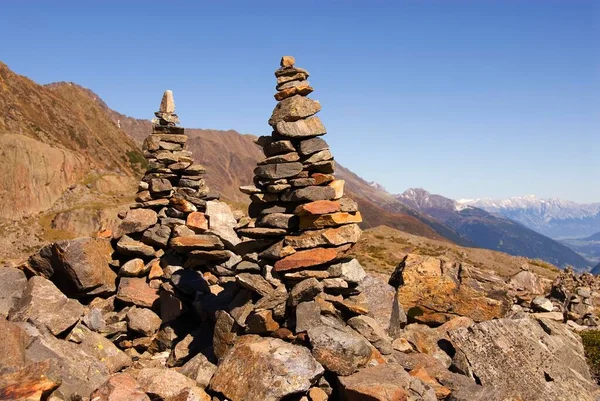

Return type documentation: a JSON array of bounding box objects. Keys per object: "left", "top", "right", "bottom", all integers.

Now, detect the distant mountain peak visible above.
[{"left": 368, "top": 181, "right": 388, "bottom": 193}]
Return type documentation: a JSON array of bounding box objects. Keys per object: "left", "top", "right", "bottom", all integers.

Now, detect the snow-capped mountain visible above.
[
  {"left": 396, "top": 189, "right": 592, "bottom": 270},
  {"left": 457, "top": 196, "right": 600, "bottom": 239}
]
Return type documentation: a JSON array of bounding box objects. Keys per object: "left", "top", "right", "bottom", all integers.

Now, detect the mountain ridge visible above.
[{"left": 398, "top": 188, "right": 592, "bottom": 270}]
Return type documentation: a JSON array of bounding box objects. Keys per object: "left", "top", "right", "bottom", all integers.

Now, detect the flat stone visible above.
[
  {"left": 66, "top": 323, "right": 132, "bottom": 373},
  {"left": 263, "top": 139, "right": 296, "bottom": 157},
  {"left": 281, "top": 186, "right": 336, "bottom": 202},
  {"left": 298, "top": 137, "right": 329, "bottom": 156},
  {"left": 269, "top": 95, "right": 321, "bottom": 126},
  {"left": 328, "top": 259, "right": 367, "bottom": 283},
  {"left": 237, "top": 273, "right": 275, "bottom": 297},
  {"left": 295, "top": 200, "right": 341, "bottom": 216},
  {"left": 322, "top": 278, "right": 349, "bottom": 290},
  {"left": 141, "top": 224, "right": 172, "bottom": 248},
  {"left": 259, "top": 152, "right": 300, "bottom": 165},
  {"left": 127, "top": 307, "right": 161, "bottom": 336},
  {"left": 116, "top": 277, "right": 159, "bottom": 308},
  {"left": 274, "top": 248, "right": 339, "bottom": 272},
  {"left": 0, "top": 266, "right": 27, "bottom": 318},
  {"left": 170, "top": 197, "right": 197, "bottom": 213},
  {"left": 150, "top": 178, "right": 173, "bottom": 193},
  {"left": 307, "top": 325, "right": 371, "bottom": 376},
  {"left": 308, "top": 160, "right": 335, "bottom": 174},
  {"left": 348, "top": 316, "right": 393, "bottom": 355},
  {"left": 90, "top": 373, "right": 150, "bottom": 401},
  {"left": 210, "top": 335, "right": 324, "bottom": 401},
  {"left": 184, "top": 164, "right": 207, "bottom": 175},
  {"left": 237, "top": 227, "right": 288, "bottom": 238},
  {"left": 170, "top": 234, "right": 224, "bottom": 251},
  {"left": 257, "top": 213, "right": 297, "bottom": 229},
  {"left": 276, "top": 116, "right": 326, "bottom": 138},
  {"left": 285, "top": 224, "right": 361, "bottom": 249},
  {"left": 289, "top": 278, "right": 324, "bottom": 306},
  {"left": 304, "top": 149, "right": 333, "bottom": 164},
  {"left": 9, "top": 276, "right": 84, "bottom": 336},
  {"left": 300, "top": 212, "right": 362, "bottom": 229},
  {"left": 117, "top": 235, "right": 156, "bottom": 258},
  {"left": 118, "top": 209, "right": 158, "bottom": 236},
  {"left": 275, "top": 80, "right": 314, "bottom": 101},
  {"left": 285, "top": 270, "right": 330, "bottom": 280},
  {"left": 239, "top": 185, "right": 263, "bottom": 194},
  {"left": 296, "top": 301, "right": 322, "bottom": 333},
  {"left": 254, "top": 162, "right": 303, "bottom": 180}
]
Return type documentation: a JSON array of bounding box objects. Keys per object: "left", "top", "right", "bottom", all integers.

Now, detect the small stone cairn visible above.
[
  {"left": 235, "top": 56, "right": 368, "bottom": 338},
  {"left": 109, "top": 90, "right": 243, "bottom": 355}
]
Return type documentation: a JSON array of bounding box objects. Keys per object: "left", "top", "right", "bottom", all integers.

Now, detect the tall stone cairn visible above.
[
  {"left": 236, "top": 56, "right": 368, "bottom": 337},
  {"left": 109, "top": 90, "right": 243, "bottom": 355}
]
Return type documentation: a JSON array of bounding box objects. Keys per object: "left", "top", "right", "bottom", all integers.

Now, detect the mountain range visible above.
[
  {"left": 0, "top": 60, "right": 594, "bottom": 272},
  {"left": 396, "top": 188, "right": 591, "bottom": 270},
  {"left": 458, "top": 195, "right": 600, "bottom": 239}
]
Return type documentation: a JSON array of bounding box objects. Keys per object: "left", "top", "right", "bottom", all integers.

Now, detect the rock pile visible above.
[{"left": 232, "top": 57, "right": 373, "bottom": 342}]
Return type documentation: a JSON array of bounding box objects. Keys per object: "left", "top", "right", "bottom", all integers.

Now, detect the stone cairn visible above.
[
  {"left": 108, "top": 90, "right": 245, "bottom": 358},
  {"left": 234, "top": 56, "right": 369, "bottom": 340}
]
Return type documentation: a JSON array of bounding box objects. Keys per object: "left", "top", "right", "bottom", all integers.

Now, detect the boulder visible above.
[
  {"left": 117, "top": 209, "right": 158, "bottom": 236},
  {"left": 0, "top": 318, "right": 29, "bottom": 373},
  {"left": 289, "top": 278, "right": 324, "bottom": 306},
  {"left": 209, "top": 335, "right": 324, "bottom": 401},
  {"left": 449, "top": 317, "right": 599, "bottom": 401},
  {"left": 389, "top": 254, "right": 511, "bottom": 326},
  {"left": 66, "top": 323, "right": 132, "bottom": 373},
  {"left": 328, "top": 259, "right": 366, "bottom": 283},
  {"left": 347, "top": 315, "right": 393, "bottom": 355},
  {"left": 337, "top": 363, "right": 437, "bottom": 401},
  {"left": 307, "top": 324, "right": 371, "bottom": 376},
  {"left": 531, "top": 296, "right": 554, "bottom": 312},
  {"left": 509, "top": 270, "right": 550, "bottom": 295},
  {"left": 0, "top": 266, "right": 27, "bottom": 318},
  {"left": 33, "top": 237, "right": 117, "bottom": 298},
  {"left": 358, "top": 273, "right": 406, "bottom": 338},
  {"left": 9, "top": 276, "right": 85, "bottom": 336},
  {"left": 89, "top": 373, "right": 150, "bottom": 401},
  {"left": 116, "top": 277, "right": 159, "bottom": 308},
  {"left": 164, "top": 387, "right": 211, "bottom": 401},
  {"left": 117, "top": 235, "right": 156, "bottom": 258},
  {"left": 127, "top": 307, "right": 162, "bottom": 336}
]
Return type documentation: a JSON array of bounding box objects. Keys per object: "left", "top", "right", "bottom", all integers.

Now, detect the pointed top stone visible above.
[
  {"left": 280, "top": 56, "right": 296, "bottom": 67},
  {"left": 159, "top": 90, "right": 175, "bottom": 114}
]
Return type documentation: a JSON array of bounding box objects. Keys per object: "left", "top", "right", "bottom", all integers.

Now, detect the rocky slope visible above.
[
  {"left": 458, "top": 195, "right": 600, "bottom": 239},
  {"left": 398, "top": 188, "right": 592, "bottom": 270}
]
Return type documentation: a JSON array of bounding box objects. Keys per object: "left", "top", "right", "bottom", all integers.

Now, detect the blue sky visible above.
[{"left": 1, "top": 1, "right": 598, "bottom": 202}]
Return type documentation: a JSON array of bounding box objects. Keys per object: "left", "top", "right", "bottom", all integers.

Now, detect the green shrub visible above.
[{"left": 580, "top": 330, "right": 600, "bottom": 382}]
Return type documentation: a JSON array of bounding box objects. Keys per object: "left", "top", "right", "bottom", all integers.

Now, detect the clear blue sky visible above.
[{"left": 1, "top": 1, "right": 598, "bottom": 202}]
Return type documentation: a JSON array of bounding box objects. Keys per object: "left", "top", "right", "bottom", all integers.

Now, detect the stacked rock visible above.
[
  {"left": 108, "top": 90, "right": 244, "bottom": 357},
  {"left": 235, "top": 56, "right": 368, "bottom": 340}
]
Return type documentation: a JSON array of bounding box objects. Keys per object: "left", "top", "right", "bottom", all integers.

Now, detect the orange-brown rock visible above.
[
  {"left": 295, "top": 200, "right": 341, "bottom": 216},
  {"left": 89, "top": 373, "right": 150, "bottom": 401},
  {"left": 169, "top": 235, "right": 224, "bottom": 251},
  {"left": 0, "top": 361, "right": 60, "bottom": 401},
  {"left": 328, "top": 180, "right": 345, "bottom": 199},
  {"left": 285, "top": 224, "right": 361, "bottom": 249},
  {"left": 409, "top": 367, "right": 451, "bottom": 399},
  {"left": 280, "top": 56, "right": 296, "bottom": 67},
  {"left": 389, "top": 254, "right": 511, "bottom": 325},
  {"left": 170, "top": 197, "right": 197, "bottom": 213},
  {"left": 337, "top": 363, "right": 413, "bottom": 401},
  {"left": 247, "top": 310, "right": 280, "bottom": 334},
  {"left": 299, "top": 212, "right": 363, "bottom": 229},
  {"left": 116, "top": 277, "right": 159, "bottom": 308},
  {"left": 274, "top": 82, "right": 314, "bottom": 101},
  {"left": 186, "top": 211, "right": 208, "bottom": 233},
  {"left": 274, "top": 248, "right": 338, "bottom": 272}
]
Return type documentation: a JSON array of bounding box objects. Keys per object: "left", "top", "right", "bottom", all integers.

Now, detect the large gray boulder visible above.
[
  {"left": 210, "top": 335, "right": 324, "bottom": 401},
  {"left": 358, "top": 273, "right": 406, "bottom": 338},
  {"left": 9, "top": 276, "right": 85, "bottom": 336},
  {"left": 449, "top": 317, "right": 599, "bottom": 401}
]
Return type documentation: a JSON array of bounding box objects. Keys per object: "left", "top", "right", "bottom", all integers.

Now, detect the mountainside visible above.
[
  {"left": 398, "top": 188, "right": 592, "bottom": 270},
  {"left": 458, "top": 195, "right": 600, "bottom": 239},
  {"left": 0, "top": 63, "right": 147, "bottom": 262},
  {"left": 0, "top": 62, "right": 144, "bottom": 221}
]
